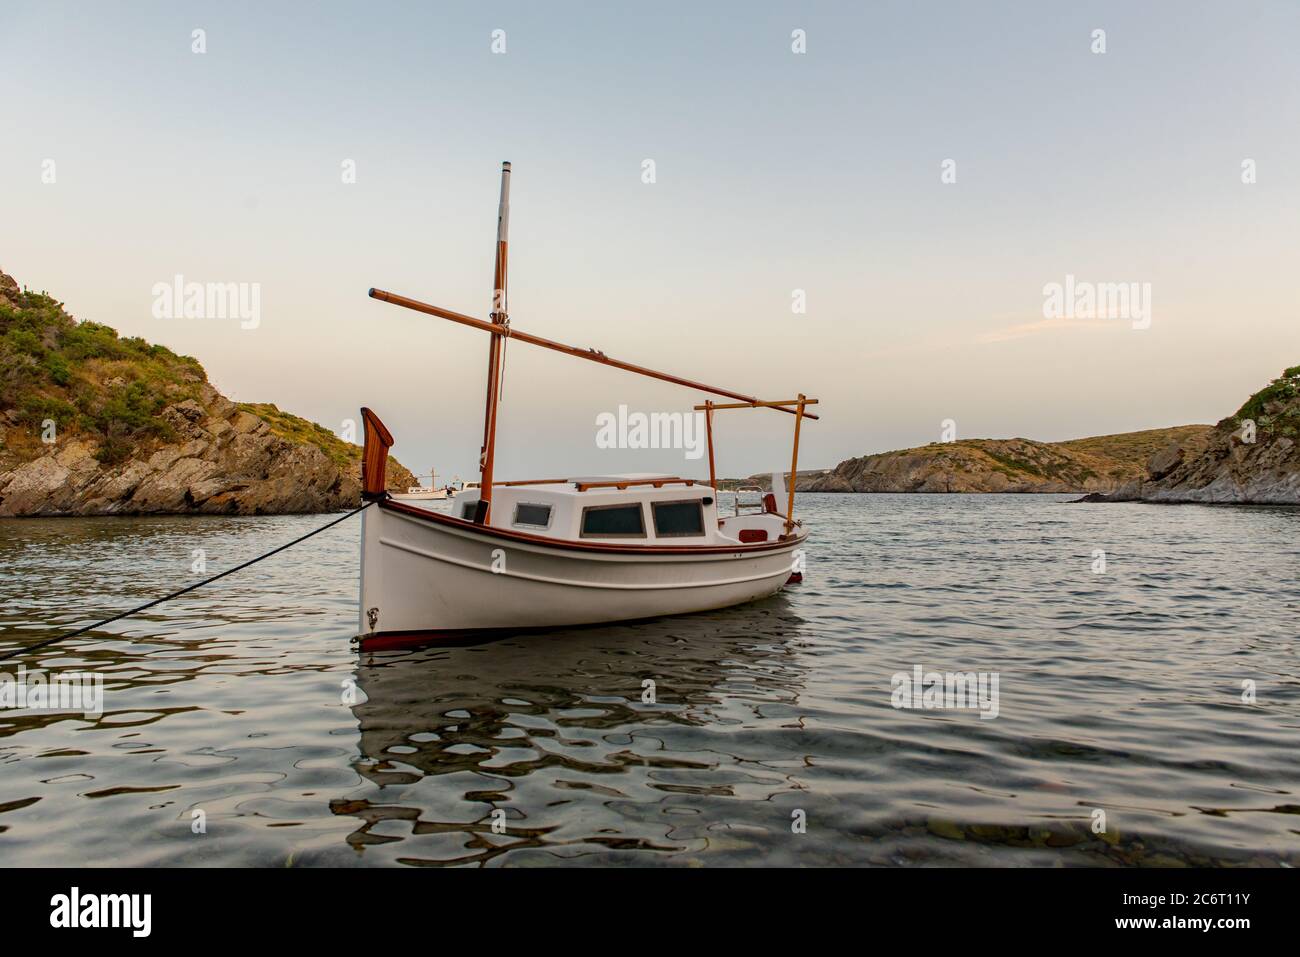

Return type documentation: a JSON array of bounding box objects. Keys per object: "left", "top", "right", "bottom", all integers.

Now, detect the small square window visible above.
[
  {"left": 513, "top": 503, "right": 552, "bottom": 528},
  {"left": 461, "top": 501, "right": 478, "bottom": 520}
]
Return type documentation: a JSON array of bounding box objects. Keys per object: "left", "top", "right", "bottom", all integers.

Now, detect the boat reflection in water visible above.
[{"left": 332, "top": 596, "right": 809, "bottom": 866}]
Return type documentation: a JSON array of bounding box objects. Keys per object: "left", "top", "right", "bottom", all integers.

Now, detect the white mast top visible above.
[{"left": 497, "top": 162, "right": 511, "bottom": 243}]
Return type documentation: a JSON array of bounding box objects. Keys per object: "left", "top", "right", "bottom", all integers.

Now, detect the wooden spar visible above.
[
  {"left": 477, "top": 161, "right": 512, "bottom": 523},
  {"left": 783, "top": 394, "right": 806, "bottom": 536},
  {"left": 693, "top": 399, "right": 819, "bottom": 412},
  {"left": 704, "top": 401, "right": 717, "bottom": 492},
  {"left": 367, "top": 288, "right": 820, "bottom": 421}
]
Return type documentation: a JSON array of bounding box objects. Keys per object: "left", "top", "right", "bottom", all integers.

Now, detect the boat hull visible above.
[{"left": 358, "top": 500, "right": 804, "bottom": 636}]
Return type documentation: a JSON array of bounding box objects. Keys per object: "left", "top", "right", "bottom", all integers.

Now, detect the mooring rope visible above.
[{"left": 0, "top": 501, "right": 373, "bottom": 663}]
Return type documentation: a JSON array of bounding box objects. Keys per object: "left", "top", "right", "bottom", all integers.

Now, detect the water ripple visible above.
[{"left": 1, "top": 496, "right": 1298, "bottom": 866}]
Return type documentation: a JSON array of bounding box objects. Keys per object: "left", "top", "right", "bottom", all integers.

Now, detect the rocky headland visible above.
[
  {"left": 724, "top": 366, "right": 1299, "bottom": 505},
  {"left": 1078, "top": 366, "right": 1300, "bottom": 505},
  {"left": 724, "top": 426, "right": 1215, "bottom": 495},
  {"left": 0, "top": 268, "right": 414, "bottom": 517}
]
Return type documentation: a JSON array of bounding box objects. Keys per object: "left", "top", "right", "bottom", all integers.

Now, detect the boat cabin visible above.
[{"left": 448, "top": 474, "right": 790, "bottom": 546}]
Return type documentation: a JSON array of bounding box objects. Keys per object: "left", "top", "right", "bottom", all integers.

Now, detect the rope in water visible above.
[{"left": 0, "top": 501, "right": 373, "bottom": 663}]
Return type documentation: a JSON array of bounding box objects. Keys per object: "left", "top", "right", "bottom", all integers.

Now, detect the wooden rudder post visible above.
[{"left": 360, "top": 407, "right": 394, "bottom": 500}]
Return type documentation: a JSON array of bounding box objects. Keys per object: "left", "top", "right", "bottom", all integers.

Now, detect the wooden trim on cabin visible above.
[
  {"left": 377, "top": 498, "right": 804, "bottom": 555},
  {"left": 575, "top": 477, "right": 696, "bottom": 492}
]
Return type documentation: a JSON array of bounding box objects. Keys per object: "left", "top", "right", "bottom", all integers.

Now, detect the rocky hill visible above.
[
  {"left": 727, "top": 426, "right": 1213, "bottom": 494},
  {"left": 1082, "top": 366, "right": 1300, "bottom": 504},
  {"left": 0, "top": 269, "right": 414, "bottom": 516}
]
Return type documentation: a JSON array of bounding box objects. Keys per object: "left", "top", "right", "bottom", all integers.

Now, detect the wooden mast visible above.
[{"left": 476, "top": 161, "right": 512, "bottom": 524}]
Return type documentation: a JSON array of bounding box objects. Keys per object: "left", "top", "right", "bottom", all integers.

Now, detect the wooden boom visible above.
[{"left": 367, "top": 287, "right": 820, "bottom": 421}]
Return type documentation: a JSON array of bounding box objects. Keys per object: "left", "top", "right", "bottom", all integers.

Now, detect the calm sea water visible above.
[{"left": 1, "top": 494, "right": 1297, "bottom": 867}]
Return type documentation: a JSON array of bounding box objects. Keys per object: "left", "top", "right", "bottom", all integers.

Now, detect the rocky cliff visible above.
[
  {"left": 1082, "top": 366, "right": 1300, "bottom": 504},
  {"left": 727, "top": 426, "right": 1213, "bottom": 494},
  {"left": 0, "top": 269, "right": 414, "bottom": 516}
]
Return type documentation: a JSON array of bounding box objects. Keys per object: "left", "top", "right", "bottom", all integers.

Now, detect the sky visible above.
[{"left": 2, "top": 0, "right": 1297, "bottom": 481}]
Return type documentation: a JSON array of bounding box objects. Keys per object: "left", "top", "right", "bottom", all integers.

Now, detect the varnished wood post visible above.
[
  {"left": 360, "top": 407, "right": 394, "bottom": 500},
  {"left": 478, "top": 161, "right": 512, "bottom": 523},
  {"left": 704, "top": 400, "right": 717, "bottom": 492},
  {"left": 784, "top": 394, "right": 806, "bottom": 535}
]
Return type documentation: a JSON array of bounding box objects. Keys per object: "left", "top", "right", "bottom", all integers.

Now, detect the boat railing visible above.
[{"left": 731, "top": 486, "right": 766, "bottom": 516}]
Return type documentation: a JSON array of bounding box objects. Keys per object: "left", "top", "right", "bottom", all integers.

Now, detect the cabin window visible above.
[
  {"left": 580, "top": 503, "right": 646, "bottom": 538},
  {"left": 652, "top": 500, "right": 705, "bottom": 537},
  {"left": 513, "top": 503, "right": 552, "bottom": 529},
  {"left": 461, "top": 502, "right": 478, "bottom": 520}
]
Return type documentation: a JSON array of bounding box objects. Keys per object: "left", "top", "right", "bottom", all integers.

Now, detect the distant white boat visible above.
[
  {"left": 390, "top": 487, "right": 447, "bottom": 502},
  {"left": 356, "top": 163, "right": 820, "bottom": 647},
  {"left": 390, "top": 468, "right": 449, "bottom": 502}
]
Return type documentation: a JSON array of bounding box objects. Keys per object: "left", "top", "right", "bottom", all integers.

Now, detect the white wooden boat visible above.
[
  {"left": 390, "top": 468, "right": 448, "bottom": 501},
  {"left": 357, "top": 163, "right": 819, "bottom": 647},
  {"left": 390, "top": 488, "right": 446, "bottom": 502}
]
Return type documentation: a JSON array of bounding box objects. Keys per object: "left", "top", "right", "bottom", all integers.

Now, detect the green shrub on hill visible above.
[
  {"left": 1222, "top": 366, "right": 1300, "bottom": 436},
  {"left": 239, "top": 402, "right": 359, "bottom": 469},
  {"left": 0, "top": 284, "right": 205, "bottom": 463}
]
